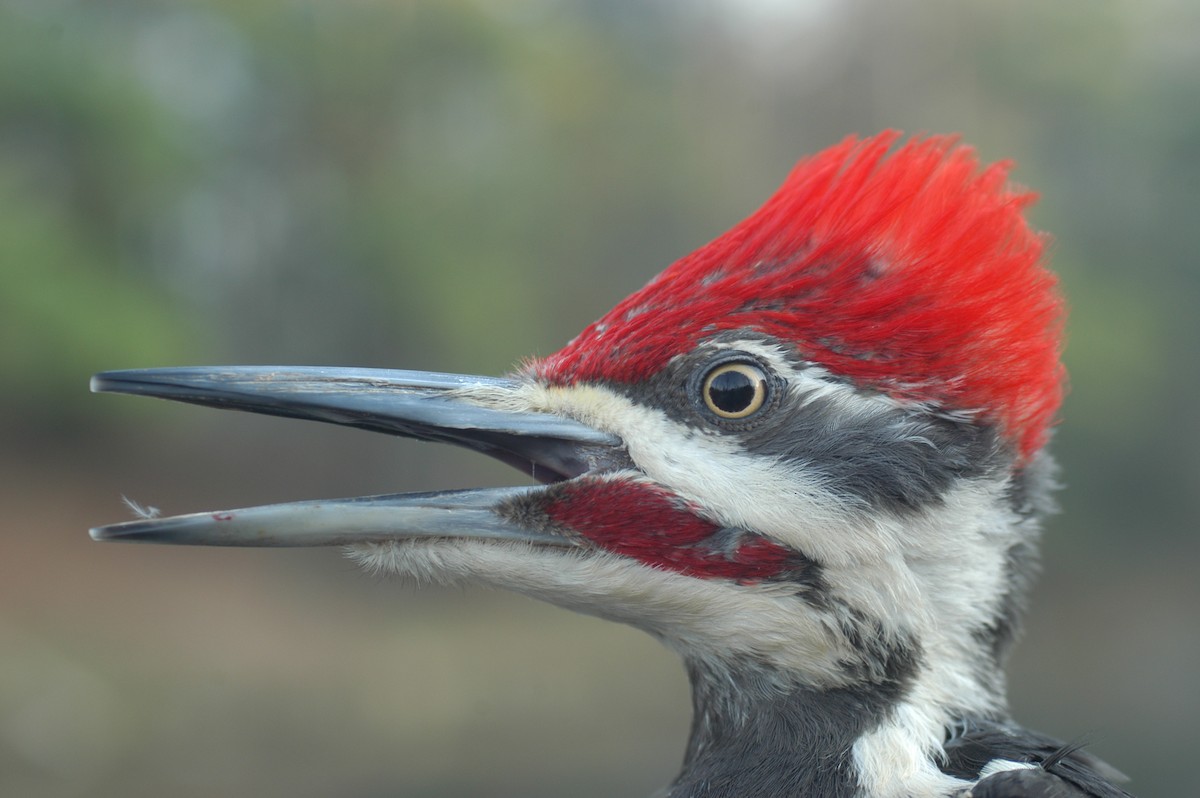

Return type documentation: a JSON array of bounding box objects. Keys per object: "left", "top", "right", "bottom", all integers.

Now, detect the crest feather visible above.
[{"left": 536, "top": 132, "right": 1065, "bottom": 460}]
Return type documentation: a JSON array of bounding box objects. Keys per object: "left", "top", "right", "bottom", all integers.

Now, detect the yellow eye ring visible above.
[{"left": 702, "top": 362, "right": 768, "bottom": 419}]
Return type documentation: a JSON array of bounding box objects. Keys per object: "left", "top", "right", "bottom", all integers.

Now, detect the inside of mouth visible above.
[{"left": 488, "top": 450, "right": 577, "bottom": 485}]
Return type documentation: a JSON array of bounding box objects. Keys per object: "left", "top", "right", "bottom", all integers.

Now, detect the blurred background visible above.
[{"left": 3, "top": 0, "right": 1197, "bottom": 796}]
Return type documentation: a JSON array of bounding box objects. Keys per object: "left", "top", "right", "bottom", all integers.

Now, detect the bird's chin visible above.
[
  {"left": 338, "top": 529, "right": 856, "bottom": 690},
  {"left": 343, "top": 535, "right": 587, "bottom": 586}
]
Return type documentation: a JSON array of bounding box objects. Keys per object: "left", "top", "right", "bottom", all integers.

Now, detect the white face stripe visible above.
[
  {"left": 848, "top": 480, "right": 1039, "bottom": 798},
  {"left": 475, "top": 373, "right": 991, "bottom": 572},
  {"left": 540, "top": 384, "right": 869, "bottom": 551}
]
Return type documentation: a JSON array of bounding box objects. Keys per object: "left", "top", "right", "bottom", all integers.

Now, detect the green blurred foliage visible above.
[
  {"left": 3, "top": 0, "right": 1197, "bottom": 795},
  {"left": 0, "top": 3, "right": 199, "bottom": 423},
  {"left": 6, "top": 0, "right": 1195, "bottom": 530}
]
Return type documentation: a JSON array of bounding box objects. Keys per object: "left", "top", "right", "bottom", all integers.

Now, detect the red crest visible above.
[{"left": 535, "top": 132, "right": 1065, "bottom": 461}]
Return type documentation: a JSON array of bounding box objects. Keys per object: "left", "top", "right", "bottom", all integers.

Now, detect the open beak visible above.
[{"left": 89, "top": 366, "right": 624, "bottom": 548}]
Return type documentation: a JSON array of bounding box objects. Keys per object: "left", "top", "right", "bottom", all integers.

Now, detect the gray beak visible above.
[{"left": 90, "top": 366, "right": 622, "bottom": 547}]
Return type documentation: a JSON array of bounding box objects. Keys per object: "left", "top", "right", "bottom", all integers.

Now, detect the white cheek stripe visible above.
[
  {"left": 510, "top": 378, "right": 995, "bottom": 574},
  {"left": 527, "top": 382, "right": 881, "bottom": 565}
]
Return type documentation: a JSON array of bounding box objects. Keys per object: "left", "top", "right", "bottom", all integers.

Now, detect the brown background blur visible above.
[{"left": 3, "top": 1, "right": 1198, "bottom": 796}]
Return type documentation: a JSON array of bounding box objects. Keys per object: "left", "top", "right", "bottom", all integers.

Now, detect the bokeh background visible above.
[{"left": 3, "top": 1, "right": 1197, "bottom": 796}]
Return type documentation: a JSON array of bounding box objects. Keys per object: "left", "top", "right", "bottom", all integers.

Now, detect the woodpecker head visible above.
[{"left": 93, "top": 132, "right": 1066, "bottom": 797}]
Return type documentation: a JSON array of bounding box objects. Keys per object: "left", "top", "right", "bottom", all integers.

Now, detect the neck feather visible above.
[
  {"left": 668, "top": 657, "right": 911, "bottom": 798},
  {"left": 668, "top": 456, "right": 1057, "bottom": 798}
]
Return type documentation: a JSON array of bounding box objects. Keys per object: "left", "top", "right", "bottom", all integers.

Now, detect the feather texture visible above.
[{"left": 536, "top": 132, "right": 1064, "bottom": 461}]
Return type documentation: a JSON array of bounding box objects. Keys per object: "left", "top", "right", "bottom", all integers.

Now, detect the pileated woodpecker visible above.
[{"left": 92, "top": 133, "right": 1133, "bottom": 798}]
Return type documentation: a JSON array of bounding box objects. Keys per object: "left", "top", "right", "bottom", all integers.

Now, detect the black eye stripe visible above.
[{"left": 600, "top": 332, "right": 1004, "bottom": 514}]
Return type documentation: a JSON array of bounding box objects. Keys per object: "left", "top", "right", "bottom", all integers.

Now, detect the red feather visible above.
[
  {"left": 543, "top": 478, "right": 805, "bottom": 581},
  {"left": 534, "top": 132, "right": 1065, "bottom": 461}
]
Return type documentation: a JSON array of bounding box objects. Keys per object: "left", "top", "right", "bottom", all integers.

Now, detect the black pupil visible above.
[{"left": 709, "top": 370, "right": 756, "bottom": 413}]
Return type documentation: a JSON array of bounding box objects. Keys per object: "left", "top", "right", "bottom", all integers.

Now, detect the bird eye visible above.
[{"left": 701, "top": 362, "right": 768, "bottom": 419}]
